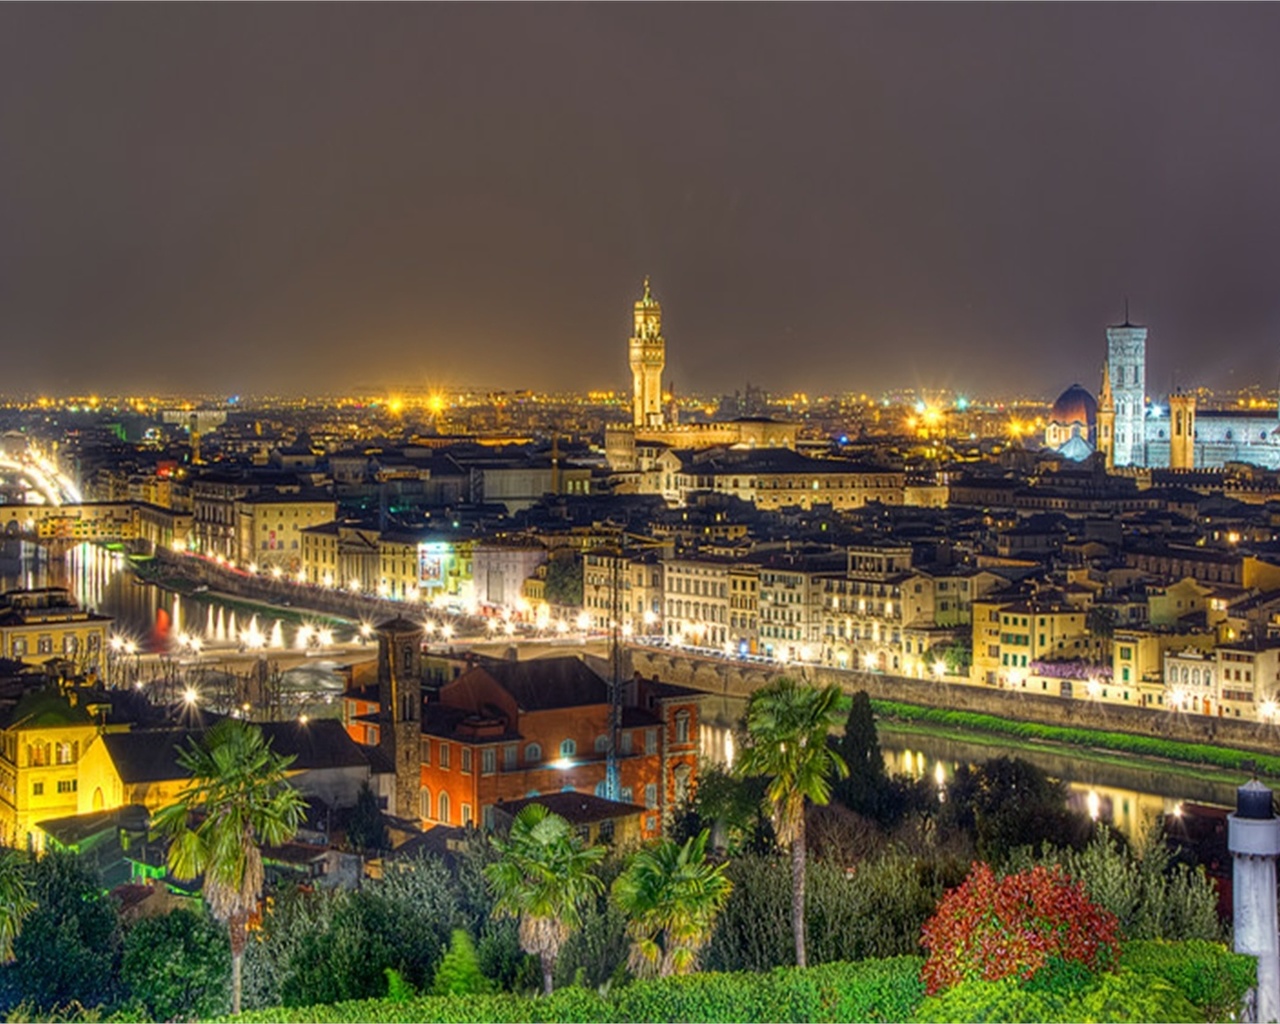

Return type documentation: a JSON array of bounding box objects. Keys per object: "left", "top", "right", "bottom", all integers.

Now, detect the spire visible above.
[
  {"left": 1124, "top": 296, "right": 1130, "bottom": 327},
  {"left": 643, "top": 275, "right": 651, "bottom": 301},
  {"left": 1099, "top": 361, "right": 1114, "bottom": 408}
]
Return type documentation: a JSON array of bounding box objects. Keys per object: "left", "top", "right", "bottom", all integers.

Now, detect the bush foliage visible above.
[
  {"left": 920, "top": 863, "right": 1120, "bottom": 995},
  {"left": 226, "top": 941, "right": 1249, "bottom": 1023}
]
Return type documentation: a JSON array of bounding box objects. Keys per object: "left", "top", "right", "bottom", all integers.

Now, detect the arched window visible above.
[
  {"left": 420, "top": 786, "right": 431, "bottom": 821},
  {"left": 594, "top": 734, "right": 609, "bottom": 753},
  {"left": 559, "top": 739, "right": 576, "bottom": 759},
  {"left": 438, "top": 791, "right": 450, "bottom": 824},
  {"left": 675, "top": 711, "right": 691, "bottom": 743},
  {"left": 525, "top": 743, "right": 542, "bottom": 764}
]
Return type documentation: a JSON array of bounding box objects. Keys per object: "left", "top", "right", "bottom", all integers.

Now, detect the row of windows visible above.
[
  {"left": 31, "top": 779, "right": 77, "bottom": 796},
  {"left": 422, "top": 730, "right": 674, "bottom": 770}
]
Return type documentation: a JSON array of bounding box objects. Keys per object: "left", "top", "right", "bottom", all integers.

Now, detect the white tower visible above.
[
  {"left": 629, "top": 277, "right": 665, "bottom": 429},
  {"left": 1105, "top": 310, "right": 1147, "bottom": 467},
  {"left": 1230, "top": 779, "right": 1280, "bottom": 1023}
]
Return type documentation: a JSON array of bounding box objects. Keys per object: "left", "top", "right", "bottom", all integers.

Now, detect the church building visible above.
[{"left": 1044, "top": 314, "right": 1280, "bottom": 470}]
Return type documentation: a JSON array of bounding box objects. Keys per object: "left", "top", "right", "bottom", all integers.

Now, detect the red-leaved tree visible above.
[{"left": 920, "top": 862, "right": 1120, "bottom": 995}]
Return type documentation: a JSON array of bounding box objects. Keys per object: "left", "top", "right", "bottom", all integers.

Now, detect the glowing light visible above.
[
  {"left": 862, "top": 652, "right": 877, "bottom": 670},
  {"left": 932, "top": 660, "right": 946, "bottom": 678},
  {"left": 359, "top": 622, "right": 374, "bottom": 639},
  {"left": 317, "top": 628, "right": 334, "bottom": 647},
  {"left": 551, "top": 757, "right": 573, "bottom": 771},
  {"left": 183, "top": 687, "right": 199, "bottom": 705},
  {"left": 642, "top": 610, "right": 657, "bottom": 627},
  {"left": 1086, "top": 678, "right": 1101, "bottom": 698},
  {"left": 1262, "top": 699, "right": 1279, "bottom": 722},
  {"left": 270, "top": 566, "right": 283, "bottom": 580},
  {"left": 555, "top": 619, "right": 568, "bottom": 635},
  {"left": 441, "top": 624, "right": 454, "bottom": 640},
  {"left": 576, "top": 611, "right": 590, "bottom": 631},
  {"left": 1086, "top": 790, "right": 1101, "bottom": 821}
]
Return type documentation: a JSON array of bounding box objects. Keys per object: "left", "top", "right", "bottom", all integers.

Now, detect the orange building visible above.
[{"left": 413, "top": 657, "right": 699, "bottom": 841}]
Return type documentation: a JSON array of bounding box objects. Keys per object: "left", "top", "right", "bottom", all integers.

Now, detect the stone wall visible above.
[{"left": 630, "top": 647, "right": 1280, "bottom": 760}]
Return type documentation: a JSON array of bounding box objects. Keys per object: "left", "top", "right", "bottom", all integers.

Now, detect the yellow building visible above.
[
  {"left": 236, "top": 491, "right": 337, "bottom": 572},
  {"left": 0, "top": 589, "right": 111, "bottom": 674},
  {"left": 971, "top": 597, "right": 1104, "bottom": 689},
  {"left": 0, "top": 687, "right": 101, "bottom": 851}
]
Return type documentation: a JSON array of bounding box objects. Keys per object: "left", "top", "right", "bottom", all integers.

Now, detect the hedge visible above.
[
  {"left": 223, "top": 940, "right": 1254, "bottom": 1023},
  {"left": 1120, "top": 938, "right": 1255, "bottom": 1020},
  {"left": 870, "top": 699, "right": 1280, "bottom": 777},
  {"left": 225, "top": 957, "right": 926, "bottom": 1023}
]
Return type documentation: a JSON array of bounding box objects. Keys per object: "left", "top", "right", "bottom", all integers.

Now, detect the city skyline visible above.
[{"left": 4, "top": 6, "right": 1280, "bottom": 397}]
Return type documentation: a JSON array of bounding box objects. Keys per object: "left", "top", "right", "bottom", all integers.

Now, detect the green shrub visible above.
[
  {"left": 431, "top": 930, "right": 490, "bottom": 996},
  {"left": 228, "top": 957, "right": 923, "bottom": 1023},
  {"left": 119, "top": 908, "right": 230, "bottom": 1020},
  {"left": 911, "top": 969, "right": 1201, "bottom": 1023},
  {"left": 1121, "top": 939, "right": 1254, "bottom": 1020}
]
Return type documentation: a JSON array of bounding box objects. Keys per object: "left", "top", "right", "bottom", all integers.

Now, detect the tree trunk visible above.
[
  {"left": 229, "top": 911, "right": 249, "bottom": 1015},
  {"left": 541, "top": 951, "right": 555, "bottom": 996},
  {"left": 791, "top": 820, "right": 807, "bottom": 968}
]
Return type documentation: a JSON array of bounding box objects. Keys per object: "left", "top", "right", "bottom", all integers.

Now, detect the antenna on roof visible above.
[{"left": 1124, "top": 296, "right": 1130, "bottom": 326}]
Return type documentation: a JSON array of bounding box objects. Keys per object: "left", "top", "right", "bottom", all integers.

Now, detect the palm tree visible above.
[
  {"left": 483, "top": 803, "right": 605, "bottom": 995},
  {"left": 737, "top": 676, "right": 848, "bottom": 968},
  {"left": 611, "top": 829, "right": 732, "bottom": 978},
  {"left": 152, "top": 719, "right": 307, "bottom": 1015},
  {"left": 0, "top": 849, "right": 34, "bottom": 963}
]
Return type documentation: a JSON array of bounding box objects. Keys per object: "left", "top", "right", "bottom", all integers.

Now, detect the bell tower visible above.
[
  {"left": 629, "top": 277, "right": 666, "bottom": 429},
  {"left": 376, "top": 616, "right": 424, "bottom": 820},
  {"left": 1105, "top": 307, "right": 1147, "bottom": 467},
  {"left": 1096, "top": 361, "right": 1115, "bottom": 471},
  {"left": 1169, "top": 391, "right": 1197, "bottom": 470}
]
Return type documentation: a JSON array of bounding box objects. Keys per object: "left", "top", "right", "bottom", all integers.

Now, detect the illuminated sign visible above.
[{"left": 418, "top": 542, "right": 451, "bottom": 588}]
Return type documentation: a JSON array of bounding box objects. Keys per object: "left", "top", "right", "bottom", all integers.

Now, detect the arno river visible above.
[
  {"left": 4, "top": 540, "right": 1237, "bottom": 842},
  {"left": 1, "top": 540, "right": 350, "bottom": 716}
]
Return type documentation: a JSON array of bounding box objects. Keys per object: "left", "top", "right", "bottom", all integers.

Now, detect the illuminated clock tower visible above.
[{"left": 629, "top": 277, "right": 666, "bottom": 428}]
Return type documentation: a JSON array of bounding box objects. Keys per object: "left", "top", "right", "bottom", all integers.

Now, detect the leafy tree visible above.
[
  {"left": 432, "top": 928, "right": 491, "bottom": 996},
  {"left": 483, "top": 804, "right": 605, "bottom": 995},
  {"left": 831, "top": 691, "right": 888, "bottom": 819},
  {"left": 543, "top": 557, "right": 583, "bottom": 608},
  {"left": 121, "top": 908, "right": 230, "bottom": 1020},
  {"left": 737, "top": 677, "right": 847, "bottom": 967},
  {"left": 670, "top": 762, "right": 776, "bottom": 856},
  {"left": 941, "top": 756, "right": 1090, "bottom": 863},
  {"left": 345, "top": 781, "right": 390, "bottom": 856},
  {"left": 611, "top": 831, "right": 732, "bottom": 978},
  {"left": 0, "top": 849, "right": 34, "bottom": 964},
  {"left": 920, "top": 862, "right": 1120, "bottom": 995},
  {"left": 12, "top": 851, "right": 120, "bottom": 1011},
  {"left": 152, "top": 719, "right": 307, "bottom": 1015},
  {"left": 276, "top": 856, "right": 462, "bottom": 1006}
]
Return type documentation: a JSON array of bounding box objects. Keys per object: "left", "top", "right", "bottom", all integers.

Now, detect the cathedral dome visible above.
[{"left": 1050, "top": 383, "right": 1097, "bottom": 427}]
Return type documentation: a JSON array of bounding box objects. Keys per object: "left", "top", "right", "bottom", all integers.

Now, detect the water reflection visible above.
[
  {"left": 0, "top": 541, "right": 351, "bottom": 720},
  {"left": 882, "top": 742, "right": 1212, "bottom": 844},
  {"left": 691, "top": 689, "right": 1231, "bottom": 844}
]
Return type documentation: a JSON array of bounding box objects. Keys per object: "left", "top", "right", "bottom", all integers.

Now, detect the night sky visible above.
[{"left": 3, "top": 5, "right": 1280, "bottom": 400}]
